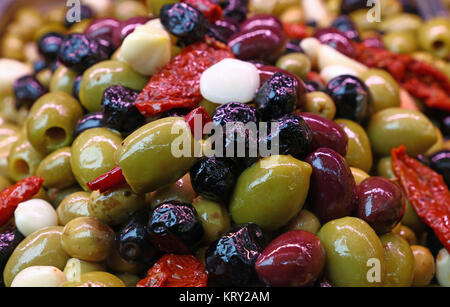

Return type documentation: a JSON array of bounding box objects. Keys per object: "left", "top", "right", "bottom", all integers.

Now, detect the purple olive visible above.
[
  {"left": 84, "top": 18, "right": 121, "bottom": 48},
  {"left": 313, "top": 27, "right": 356, "bottom": 58},
  {"left": 297, "top": 112, "right": 348, "bottom": 156},
  {"left": 356, "top": 177, "right": 405, "bottom": 234},
  {"left": 331, "top": 15, "right": 360, "bottom": 41},
  {"left": 305, "top": 148, "right": 356, "bottom": 223},
  {"left": 340, "top": 0, "right": 367, "bottom": 14},
  {"left": 208, "top": 18, "right": 240, "bottom": 43},
  {"left": 255, "top": 230, "right": 325, "bottom": 287},
  {"left": 240, "top": 14, "right": 283, "bottom": 32},
  {"left": 112, "top": 16, "right": 151, "bottom": 47}
]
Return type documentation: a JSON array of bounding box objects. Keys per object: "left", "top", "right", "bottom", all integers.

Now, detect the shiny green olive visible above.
[
  {"left": 401, "top": 200, "right": 425, "bottom": 234},
  {"left": 192, "top": 196, "right": 231, "bottom": 244},
  {"left": 350, "top": 167, "right": 370, "bottom": 185},
  {"left": 276, "top": 53, "right": 311, "bottom": 80},
  {"left": 114, "top": 0, "right": 148, "bottom": 21},
  {"left": 0, "top": 175, "right": 11, "bottom": 190},
  {"left": 13, "top": 6, "right": 44, "bottom": 41},
  {"left": 380, "top": 233, "right": 414, "bottom": 287},
  {"left": 57, "top": 191, "right": 91, "bottom": 225},
  {"left": 382, "top": 31, "right": 418, "bottom": 54},
  {"left": 0, "top": 96, "right": 20, "bottom": 124},
  {"left": 49, "top": 66, "right": 78, "bottom": 95},
  {"left": 395, "top": 225, "right": 418, "bottom": 246},
  {"left": 377, "top": 13, "right": 423, "bottom": 33},
  {"left": 79, "top": 60, "right": 147, "bottom": 112},
  {"left": 304, "top": 92, "right": 336, "bottom": 120},
  {"left": 36, "top": 147, "right": 76, "bottom": 189},
  {"left": 3, "top": 226, "right": 69, "bottom": 287},
  {"left": 48, "top": 185, "right": 83, "bottom": 208},
  {"left": 63, "top": 258, "right": 106, "bottom": 282},
  {"left": 27, "top": 92, "right": 84, "bottom": 155},
  {"left": 1, "top": 33, "right": 25, "bottom": 61},
  {"left": 61, "top": 271, "right": 125, "bottom": 287},
  {"left": 377, "top": 156, "right": 395, "bottom": 179},
  {"left": 71, "top": 128, "right": 122, "bottom": 190},
  {"left": 336, "top": 119, "right": 373, "bottom": 173},
  {"left": 418, "top": 17, "right": 450, "bottom": 60},
  {"left": 285, "top": 209, "right": 321, "bottom": 234},
  {"left": 360, "top": 69, "right": 400, "bottom": 113},
  {"left": 367, "top": 108, "right": 437, "bottom": 157},
  {"left": 149, "top": 173, "right": 196, "bottom": 210},
  {"left": 317, "top": 217, "right": 386, "bottom": 287},
  {"left": 89, "top": 187, "right": 145, "bottom": 226},
  {"left": 36, "top": 68, "right": 53, "bottom": 89},
  {"left": 411, "top": 245, "right": 436, "bottom": 287},
  {"left": 106, "top": 245, "right": 145, "bottom": 274},
  {"left": 146, "top": 0, "right": 178, "bottom": 15},
  {"left": 61, "top": 217, "right": 115, "bottom": 262},
  {"left": 116, "top": 117, "right": 197, "bottom": 194},
  {"left": 230, "top": 155, "right": 312, "bottom": 230}
]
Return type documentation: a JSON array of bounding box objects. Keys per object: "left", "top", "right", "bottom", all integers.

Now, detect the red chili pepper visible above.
[
  {"left": 283, "top": 23, "right": 311, "bottom": 40},
  {"left": 391, "top": 146, "right": 450, "bottom": 253},
  {"left": 137, "top": 254, "right": 208, "bottom": 287},
  {"left": 184, "top": 106, "right": 211, "bottom": 140},
  {"left": 0, "top": 176, "right": 44, "bottom": 227},
  {"left": 135, "top": 42, "right": 234, "bottom": 117},
  {"left": 182, "top": 0, "right": 222, "bottom": 23}
]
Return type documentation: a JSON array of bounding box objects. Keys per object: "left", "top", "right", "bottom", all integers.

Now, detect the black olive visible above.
[
  {"left": 326, "top": 75, "right": 372, "bottom": 124},
  {"left": 49, "top": 60, "right": 62, "bottom": 73},
  {"left": 190, "top": 156, "right": 240, "bottom": 204},
  {"left": 0, "top": 227, "right": 24, "bottom": 269},
  {"left": 208, "top": 18, "right": 240, "bottom": 43},
  {"left": 205, "top": 223, "right": 265, "bottom": 286},
  {"left": 38, "top": 32, "right": 64, "bottom": 63},
  {"left": 441, "top": 116, "right": 450, "bottom": 138},
  {"left": 148, "top": 201, "right": 204, "bottom": 254},
  {"left": 219, "top": 0, "right": 249, "bottom": 23},
  {"left": 285, "top": 39, "right": 304, "bottom": 54},
  {"left": 160, "top": 3, "right": 210, "bottom": 45},
  {"left": 340, "top": 0, "right": 367, "bottom": 14},
  {"left": 212, "top": 102, "right": 259, "bottom": 127},
  {"left": 74, "top": 112, "right": 104, "bottom": 137},
  {"left": 160, "top": 108, "right": 191, "bottom": 118},
  {"left": 429, "top": 150, "right": 450, "bottom": 187},
  {"left": 13, "top": 75, "right": 48, "bottom": 109},
  {"left": 331, "top": 15, "right": 360, "bottom": 41},
  {"left": 65, "top": 5, "right": 94, "bottom": 28},
  {"left": 33, "top": 59, "right": 47, "bottom": 74},
  {"left": 72, "top": 75, "right": 82, "bottom": 100}
]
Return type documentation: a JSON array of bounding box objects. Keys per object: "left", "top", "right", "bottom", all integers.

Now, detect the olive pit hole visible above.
[
  {"left": 432, "top": 40, "right": 445, "bottom": 50},
  {"left": 13, "top": 159, "right": 30, "bottom": 176},
  {"left": 44, "top": 127, "right": 67, "bottom": 145}
]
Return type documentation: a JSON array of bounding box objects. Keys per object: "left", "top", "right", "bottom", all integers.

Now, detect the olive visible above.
[
  {"left": 212, "top": 102, "right": 259, "bottom": 126},
  {"left": 377, "top": 13, "right": 423, "bottom": 33},
  {"left": 394, "top": 224, "right": 418, "bottom": 246},
  {"left": 111, "top": 16, "right": 151, "bottom": 47},
  {"left": 255, "top": 230, "right": 325, "bottom": 287},
  {"left": 377, "top": 156, "right": 395, "bottom": 179},
  {"left": 313, "top": 27, "right": 356, "bottom": 58},
  {"left": 401, "top": 200, "right": 425, "bottom": 234},
  {"left": 285, "top": 209, "right": 321, "bottom": 234},
  {"left": 305, "top": 148, "right": 356, "bottom": 224},
  {"left": 36, "top": 147, "right": 76, "bottom": 189},
  {"left": 331, "top": 15, "right": 359, "bottom": 41},
  {"left": 380, "top": 233, "right": 414, "bottom": 287},
  {"left": 360, "top": 69, "right": 400, "bottom": 113},
  {"left": 303, "top": 92, "right": 336, "bottom": 120},
  {"left": 382, "top": 31, "right": 418, "bottom": 54},
  {"left": 340, "top": 0, "right": 367, "bottom": 14},
  {"left": 72, "top": 75, "right": 82, "bottom": 100},
  {"left": 205, "top": 223, "right": 265, "bottom": 286},
  {"left": 418, "top": 17, "right": 450, "bottom": 60},
  {"left": 74, "top": 112, "right": 104, "bottom": 138},
  {"left": 38, "top": 32, "right": 64, "bottom": 62},
  {"left": 62, "top": 271, "right": 125, "bottom": 287},
  {"left": 317, "top": 217, "right": 386, "bottom": 287},
  {"left": 83, "top": 17, "right": 121, "bottom": 53},
  {"left": 56, "top": 191, "right": 91, "bottom": 225},
  {"left": 61, "top": 217, "right": 115, "bottom": 262},
  {"left": 13, "top": 75, "right": 48, "bottom": 109},
  {"left": 149, "top": 173, "right": 196, "bottom": 210},
  {"left": 49, "top": 66, "right": 78, "bottom": 95},
  {"left": 240, "top": 15, "right": 283, "bottom": 32},
  {"left": 192, "top": 197, "right": 231, "bottom": 244},
  {"left": 350, "top": 167, "right": 370, "bottom": 185},
  {"left": 276, "top": 53, "right": 311, "bottom": 80},
  {"left": 230, "top": 155, "right": 312, "bottom": 230},
  {"left": 146, "top": 0, "right": 178, "bottom": 16},
  {"left": 411, "top": 245, "right": 436, "bottom": 287},
  {"left": 429, "top": 150, "right": 450, "bottom": 187},
  {"left": 107, "top": 245, "right": 145, "bottom": 275},
  {"left": 63, "top": 258, "right": 106, "bottom": 283},
  {"left": 0, "top": 227, "right": 24, "bottom": 275},
  {"left": 208, "top": 18, "right": 240, "bottom": 43},
  {"left": 220, "top": 0, "right": 249, "bottom": 23}
]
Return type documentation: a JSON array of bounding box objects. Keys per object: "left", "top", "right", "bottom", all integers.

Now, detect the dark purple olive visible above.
[
  {"left": 205, "top": 223, "right": 265, "bottom": 286},
  {"left": 255, "top": 230, "right": 325, "bottom": 287},
  {"left": 38, "top": 32, "right": 64, "bottom": 62},
  {"left": 340, "top": 0, "right": 367, "bottom": 14},
  {"left": 305, "top": 148, "right": 356, "bottom": 223},
  {"left": 240, "top": 14, "right": 283, "bottom": 32},
  {"left": 356, "top": 177, "right": 405, "bottom": 234},
  {"left": 314, "top": 27, "right": 356, "bottom": 58},
  {"left": 74, "top": 112, "right": 104, "bottom": 137},
  {"left": 208, "top": 18, "right": 240, "bottom": 43},
  {"left": 297, "top": 112, "right": 348, "bottom": 156},
  {"left": 112, "top": 16, "right": 151, "bottom": 47},
  {"left": 84, "top": 18, "right": 121, "bottom": 48},
  {"left": 148, "top": 201, "right": 204, "bottom": 254},
  {"left": 326, "top": 75, "right": 372, "bottom": 124},
  {"left": 0, "top": 227, "right": 24, "bottom": 269},
  {"left": 212, "top": 102, "right": 259, "bottom": 126},
  {"left": 33, "top": 60, "right": 47, "bottom": 74},
  {"left": 228, "top": 27, "right": 287, "bottom": 63},
  {"left": 429, "top": 150, "right": 450, "bottom": 186},
  {"left": 66, "top": 4, "right": 94, "bottom": 28},
  {"left": 331, "top": 15, "right": 360, "bottom": 41},
  {"left": 218, "top": 0, "right": 249, "bottom": 23},
  {"left": 442, "top": 116, "right": 450, "bottom": 138},
  {"left": 13, "top": 75, "right": 48, "bottom": 108},
  {"left": 285, "top": 39, "right": 304, "bottom": 54}
]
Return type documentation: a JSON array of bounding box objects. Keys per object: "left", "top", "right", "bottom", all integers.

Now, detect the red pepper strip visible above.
[
  {"left": 182, "top": 0, "right": 222, "bottom": 23},
  {"left": 0, "top": 176, "right": 44, "bottom": 227},
  {"left": 184, "top": 106, "right": 211, "bottom": 140},
  {"left": 137, "top": 254, "right": 207, "bottom": 287},
  {"left": 283, "top": 23, "right": 311, "bottom": 40},
  {"left": 391, "top": 146, "right": 450, "bottom": 253}
]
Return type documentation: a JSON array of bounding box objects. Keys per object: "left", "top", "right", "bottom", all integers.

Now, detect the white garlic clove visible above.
[
  {"left": 11, "top": 266, "right": 67, "bottom": 287},
  {"left": 14, "top": 199, "right": 58, "bottom": 237}
]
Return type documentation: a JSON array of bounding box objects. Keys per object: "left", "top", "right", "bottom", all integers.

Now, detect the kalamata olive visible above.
[
  {"left": 255, "top": 230, "right": 325, "bottom": 287},
  {"left": 205, "top": 223, "right": 265, "bottom": 286},
  {"left": 13, "top": 75, "right": 48, "bottom": 108},
  {"left": 313, "top": 27, "right": 356, "bottom": 58},
  {"left": 112, "top": 16, "right": 151, "bottom": 47},
  {"left": 356, "top": 177, "right": 405, "bottom": 234},
  {"left": 340, "top": 0, "right": 367, "bottom": 14},
  {"left": 326, "top": 75, "right": 372, "bottom": 124},
  {"left": 331, "top": 15, "right": 360, "bottom": 41},
  {"left": 305, "top": 148, "right": 356, "bottom": 223},
  {"left": 0, "top": 227, "right": 24, "bottom": 273},
  {"left": 429, "top": 150, "right": 450, "bottom": 186},
  {"left": 74, "top": 112, "right": 104, "bottom": 138},
  {"left": 285, "top": 39, "right": 304, "bottom": 54},
  {"left": 297, "top": 112, "right": 348, "bottom": 156},
  {"left": 240, "top": 14, "right": 283, "bottom": 32},
  {"left": 219, "top": 0, "right": 249, "bottom": 23},
  {"left": 208, "top": 18, "right": 240, "bottom": 43},
  {"left": 228, "top": 27, "right": 287, "bottom": 63},
  {"left": 84, "top": 18, "right": 121, "bottom": 49},
  {"left": 212, "top": 102, "right": 259, "bottom": 126}
]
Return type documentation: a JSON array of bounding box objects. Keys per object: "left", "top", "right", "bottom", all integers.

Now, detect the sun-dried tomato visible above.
[
  {"left": 283, "top": 23, "right": 311, "bottom": 40},
  {"left": 182, "top": 0, "right": 222, "bottom": 23},
  {"left": 137, "top": 254, "right": 208, "bottom": 287}
]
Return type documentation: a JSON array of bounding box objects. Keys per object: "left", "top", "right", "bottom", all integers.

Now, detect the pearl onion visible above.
[
  {"left": 200, "top": 58, "right": 260, "bottom": 105},
  {"left": 436, "top": 248, "right": 450, "bottom": 287},
  {"left": 11, "top": 266, "right": 66, "bottom": 287},
  {"left": 14, "top": 199, "right": 58, "bottom": 237}
]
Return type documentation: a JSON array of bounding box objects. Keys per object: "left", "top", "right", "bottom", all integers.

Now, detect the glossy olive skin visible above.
[
  {"left": 336, "top": 119, "right": 373, "bottom": 173},
  {"left": 61, "top": 217, "right": 115, "bottom": 262},
  {"left": 71, "top": 128, "right": 122, "bottom": 190},
  {"left": 116, "top": 117, "right": 197, "bottom": 194},
  {"left": 285, "top": 209, "right": 321, "bottom": 234},
  {"left": 240, "top": 15, "right": 283, "bottom": 32},
  {"left": 255, "top": 230, "right": 325, "bottom": 287},
  {"left": 377, "top": 156, "right": 395, "bottom": 179},
  {"left": 149, "top": 173, "right": 196, "bottom": 210},
  {"left": 380, "top": 233, "right": 414, "bottom": 287},
  {"left": 276, "top": 53, "right": 311, "bottom": 80},
  {"left": 48, "top": 185, "right": 83, "bottom": 208},
  {"left": 360, "top": 69, "right": 400, "bottom": 113},
  {"left": 3, "top": 226, "right": 70, "bottom": 287},
  {"left": 401, "top": 200, "right": 425, "bottom": 234},
  {"left": 418, "top": 17, "right": 450, "bottom": 60},
  {"left": 74, "top": 112, "right": 104, "bottom": 138},
  {"left": 56, "top": 191, "right": 91, "bottom": 225},
  {"left": 49, "top": 66, "right": 78, "bottom": 95},
  {"left": 317, "top": 217, "right": 386, "bottom": 287},
  {"left": 36, "top": 147, "right": 76, "bottom": 189},
  {"left": 192, "top": 197, "right": 231, "bottom": 244},
  {"left": 79, "top": 60, "right": 147, "bottom": 112},
  {"left": 383, "top": 31, "right": 418, "bottom": 54},
  {"left": 411, "top": 245, "right": 436, "bottom": 287},
  {"left": 61, "top": 271, "right": 125, "bottom": 287},
  {"left": 350, "top": 167, "right": 370, "bottom": 185},
  {"left": 313, "top": 27, "right": 356, "bottom": 58},
  {"left": 393, "top": 224, "right": 418, "bottom": 246},
  {"left": 88, "top": 187, "right": 145, "bottom": 226},
  {"left": 304, "top": 92, "right": 336, "bottom": 120},
  {"left": 27, "top": 92, "right": 84, "bottom": 154},
  {"left": 230, "top": 155, "right": 312, "bottom": 230},
  {"left": 367, "top": 108, "right": 437, "bottom": 157},
  {"left": 429, "top": 150, "right": 450, "bottom": 187}
]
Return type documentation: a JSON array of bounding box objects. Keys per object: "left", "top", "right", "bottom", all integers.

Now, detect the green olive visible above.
[
  {"left": 350, "top": 167, "right": 370, "bottom": 185},
  {"left": 425, "top": 126, "right": 444, "bottom": 156},
  {"left": 36, "top": 68, "right": 52, "bottom": 89},
  {"left": 116, "top": 273, "right": 140, "bottom": 287},
  {"left": 401, "top": 200, "right": 425, "bottom": 234},
  {"left": 71, "top": 128, "right": 123, "bottom": 191},
  {"left": 48, "top": 185, "right": 83, "bottom": 208},
  {"left": 63, "top": 258, "right": 106, "bottom": 282},
  {"left": 27, "top": 92, "right": 84, "bottom": 155},
  {"left": 46, "top": 6, "right": 66, "bottom": 24},
  {"left": 273, "top": 0, "right": 300, "bottom": 16},
  {"left": 61, "top": 271, "right": 125, "bottom": 287},
  {"left": 350, "top": 9, "right": 378, "bottom": 32},
  {"left": 377, "top": 13, "right": 423, "bottom": 33},
  {"left": 367, "top": 108, "right": 437, "bottom": 157},
  {"left": 1, "top": 33, "right": 25, "bottom": 61},
  {"left": 106, "top": 245, "right": 144, "bottom": 274},
  {"left": 360, "top": 69, "right": 400, "bottom": 113},
  {"left": 89, "top": 187, "right": 145, "bottom": 226},
  {"left": 382, "top": 31, "right": 418, "bottom": 54},
  {"left": 57, "top": 191, "right": 91, "bottom": 225},
  {"left": 418, "top": 17, "right": 450, "bottom": 60},
  {"left": 376, "top": 156, "right": 395, "bottom": 179},
  {"left": 49, "top": 66, "right": 78, "bottom": 95},
  {"left": 380, "top": 233, "right": 414, "bottom": 287},
  {"left": 116, "top": 117, "right": 197, "bottom": 194},
  {"left": 317, "top": 217, "right": 386, "bottom": 287},
  {"left": 380, "top": 0, "right": 402, "bottom": 17},
  {"left": 285, "top": 209, "right": 321, "bottom": 234},
  {"left": 276, "top": 53, "right": 311, "bottom": 80},
  {"left": 336, "top": 119, "right": 373, "bottom": 173},
  {"left": 114, "top": 1, "right": 148, "bottom": 21},
  {"left": 230, "top": 155, "right": 312, "bottom": 230},
  {"left": 393, "top": 224, "right": 418, "bottom": 246},
  {"left": 192, "top": 196, "right": 231, "bottom": 244},
  {"left": 36, "top": 147, "right": 76, "bottom": 189},
  {"left": 146, "top": 0, "right": 178, "bottom": 15},
  {"left": 61, "top": 217, "right": 115, "bottom": 262},
  {"left": 304, "top": 92, "right": 336, "bottom": 120},
  {"left": 13, "top": 7, "right": 44, "bottom": 41},
  {"left": 79, "top": 60, "right": 147, "bottom": 112},
  {"left": 3, "top": 226, "right": 70, "bottom": 287},
  {"left": 411, "top": 245, "right": 435, "bottom": 287},
  {"left": 149, "top": 173, "right": 196, "bottom": 209}
]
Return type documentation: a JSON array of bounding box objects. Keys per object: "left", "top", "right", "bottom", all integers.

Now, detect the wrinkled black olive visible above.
[
  {"left": 208, "top": 18, "right": 240, "bottom": 43},
  {"left": 331, "top": 15, "right": 360, "bottom": 41},
  {"left": 205, "top": 223, "right": 265, "bottom": 286},
  {"left": 13, "top": 75, "right": 48, "bottom": 108},
  {"left": 74, "top": 112, "right": 104, "bottom": 137},
  {"left": 38, "top": 32, "right": 64, "bottom": 62},
  {"left": 0, "top": 227, "right": 24, "bottom": 269},
  {"left": 218, "top": 0, "right": 249, "bottom": 23},
  {"left": 148, "top": 201, "right": 204, "bottom": 254},
  {"left": 65, "top": 4, "right": 94, "bottom": 28},
  {"left": 212, "top": 102, "right": 259, "bottom": 127},
  {"left": 429, "top": 150, "right": 450, "bottom": 187}
]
